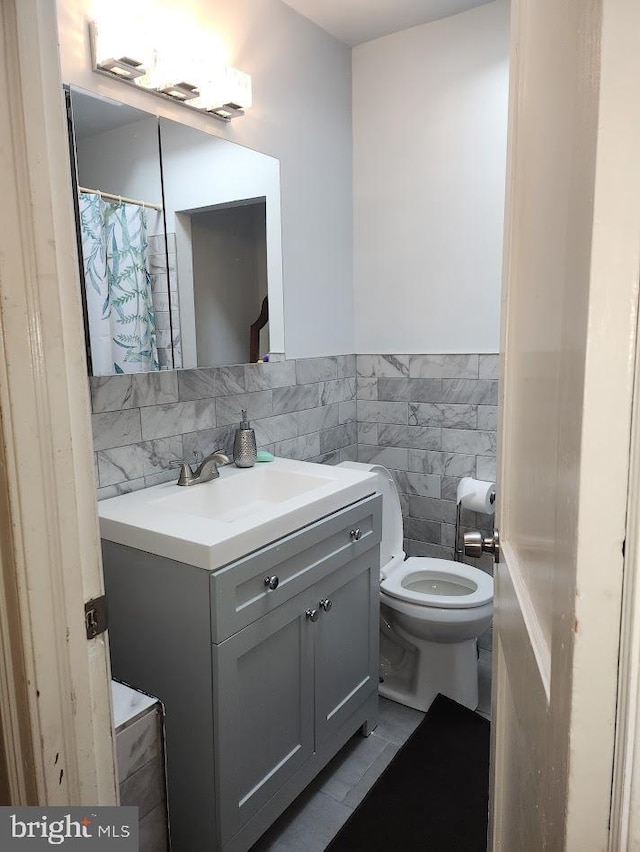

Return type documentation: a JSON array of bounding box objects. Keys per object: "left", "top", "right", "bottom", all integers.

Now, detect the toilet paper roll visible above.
[{"left": 456, "top": 477, "right": 496, "bottom": 514}]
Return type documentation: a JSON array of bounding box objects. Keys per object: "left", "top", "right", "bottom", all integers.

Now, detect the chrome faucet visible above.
[{"left": 171, "top": 450, "right": 230, "bottom": 486}]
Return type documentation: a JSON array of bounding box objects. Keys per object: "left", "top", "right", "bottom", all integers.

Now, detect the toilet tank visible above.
[{"left": 338, "top": 461, "right": 405, "bottom": 577}]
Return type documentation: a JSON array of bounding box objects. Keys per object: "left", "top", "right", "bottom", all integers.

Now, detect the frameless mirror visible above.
[{"left": 67, "top": 86, "right": 285, "bottom": 376}]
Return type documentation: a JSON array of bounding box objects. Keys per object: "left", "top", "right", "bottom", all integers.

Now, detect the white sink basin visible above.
[
  {"left": 98, "top": 457, "right": 376, "bottom": 570},
  {"left": 152, "top": 466, "right": 332, "bottom": 524}
]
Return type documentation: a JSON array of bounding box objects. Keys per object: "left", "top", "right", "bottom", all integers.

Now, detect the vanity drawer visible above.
[{"left": 209, "top": 494, "right": 381, "bottom": 643}]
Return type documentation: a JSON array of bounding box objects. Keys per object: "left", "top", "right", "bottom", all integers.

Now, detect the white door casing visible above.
[
  {"left": 491, "top": 0, "right": 640, "bottom": 849},
  {"left": 612, "top": 302, "right": 640, "bottom": 850},
  {"left": 0, "top": 0, "right": 117, "bottom": 804}
]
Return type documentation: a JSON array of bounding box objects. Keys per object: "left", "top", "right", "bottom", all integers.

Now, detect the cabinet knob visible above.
[
  {"left": 319, "top": 599, "right": 332, "bottom": 612},
  {"left": 305, "top": 608, "right": 319, "bottom": 622},
  {"left": 264, "top": 575, "right": 280, "bottom": 590},
  {"left": 350, "top": 528, "right": 362, "bottom": 542}
]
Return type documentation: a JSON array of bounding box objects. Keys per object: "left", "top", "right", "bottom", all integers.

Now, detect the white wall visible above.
[
  {"left": 57, "top": 0, "right": 353, "bottom": 358},
  {"left": 76, "top": 116, "right": 162, "bottom": 204},
  {"left": 353, "top": 0, "right": 509, "bottom": 354},
  {"left": 76, "top": 116, "right": 164, "bottom": 237},
  {"left": 191, "top": 205, "right": 265, "bottom": 367}
]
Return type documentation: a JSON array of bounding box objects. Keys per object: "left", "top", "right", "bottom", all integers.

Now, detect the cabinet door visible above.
[
  {"left": 314, "top": 552, "right": 379, "bottom": 745},
  {"left": 213, "top": 595, "right": 314, "bottom": 844}
]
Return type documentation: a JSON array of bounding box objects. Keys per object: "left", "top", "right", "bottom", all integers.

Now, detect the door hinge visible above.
[{"left": 85, "top": 595, "right": 108, "bottom": 639}]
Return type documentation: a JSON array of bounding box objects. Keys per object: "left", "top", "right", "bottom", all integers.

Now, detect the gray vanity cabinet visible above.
[
  {"left": 103, "top": 493, "right": 381, "bottom": 852},
  {"left": 213, "top": 595, "right": 315, "bottom": 843},
  {"left": 214, "top": 550, "right": 378, "bottom": 846},
  {"left": 314, "top": 558, "right": 379, "bottom": 745}
]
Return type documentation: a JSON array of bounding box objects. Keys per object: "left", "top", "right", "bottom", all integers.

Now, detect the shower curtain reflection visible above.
[{"left": 79, "top": 191, "right": 159, "bottom": 375}]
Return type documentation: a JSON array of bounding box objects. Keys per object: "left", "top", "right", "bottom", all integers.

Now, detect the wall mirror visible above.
[{"left": 67, "top": 86, "right": 284, "bottom": 376}]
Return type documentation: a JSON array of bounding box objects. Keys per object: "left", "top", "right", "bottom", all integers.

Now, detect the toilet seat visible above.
[{"left": 380, "top": 557, "right": 493, "bottom": 609}]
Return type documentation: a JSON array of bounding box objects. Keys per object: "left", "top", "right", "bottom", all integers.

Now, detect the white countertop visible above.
[{"left": 99, "top": 457, "right": 376, "bottom": 571}]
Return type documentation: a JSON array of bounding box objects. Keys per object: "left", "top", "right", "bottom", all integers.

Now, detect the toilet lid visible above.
[{"left": 380, "top": 557, "right": 493, "bottom": 609}]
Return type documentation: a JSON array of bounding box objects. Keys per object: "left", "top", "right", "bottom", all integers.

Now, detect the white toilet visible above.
[{"left": 340, "top": 462, "right": 493, "bottom": 713}]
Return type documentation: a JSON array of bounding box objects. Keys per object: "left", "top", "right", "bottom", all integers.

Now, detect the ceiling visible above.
[{"left": 280, "top": 0, "right": 495, "bottom": 47}]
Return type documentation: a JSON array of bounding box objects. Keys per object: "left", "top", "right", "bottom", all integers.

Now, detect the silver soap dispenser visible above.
[{"left": 233, "top": 409, "right": 257, "bottom": 468}]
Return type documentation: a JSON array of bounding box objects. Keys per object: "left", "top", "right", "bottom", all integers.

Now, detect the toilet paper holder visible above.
[{"left": 454, "top": 490, "right": 500, "bottom": 564}]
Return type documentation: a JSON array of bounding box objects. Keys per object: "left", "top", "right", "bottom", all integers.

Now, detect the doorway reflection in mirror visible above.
[{"left": 68, "top": 86, "right": 284, "bottom": 376}]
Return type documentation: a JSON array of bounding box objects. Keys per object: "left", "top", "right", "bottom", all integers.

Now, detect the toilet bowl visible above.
[{"left": 339, "top": 461, "right": 494, "bottom": 712}]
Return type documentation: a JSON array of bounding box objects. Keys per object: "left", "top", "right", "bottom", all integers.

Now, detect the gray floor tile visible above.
[
  {"left": 251, "top": 789, "right": 352, "bottom": 852},
  {"left": 374, "top": 696, "right": 425, "bottom": 745},
  {"left": 250, "top": 691, "right": 491, "bottom": 851},
  {"left": 342, "top": 741, "right": 401, "bottom": 810},
  {"left": 316, "top": 732, "right": 390, "bottom": 803}
]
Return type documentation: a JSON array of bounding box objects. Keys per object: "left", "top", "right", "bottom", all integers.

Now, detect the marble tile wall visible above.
[
  {"left": 91, "top": 356, "right": 357, "bottom": 499},
  {"left": 148, "top": 233, "right": 181, "bottom": 370},
  {"left": 356, "top": 354, "right": 499, "bottom": 564},
  {"left": 113, "top": 682, "right": 169, "bottom": 852},
  {"left": 91, "top": 352, "right": 497, "bottom": 565}
]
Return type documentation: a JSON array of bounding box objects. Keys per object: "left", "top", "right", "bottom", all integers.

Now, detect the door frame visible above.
[{"left": 0, "top": 0, "right": 116, "bottom": 804}]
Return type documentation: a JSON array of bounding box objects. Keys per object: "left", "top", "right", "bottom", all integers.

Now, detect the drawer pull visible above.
[
  {"left": 264, "top": 575, "right": 280, "bottom": 590},
  {"left": 350, "top": 528, "right": 362, "bottom": 542},
  {"left": 319, "top": 599, "right": 332, "bottom": 612},
  {"left": 306, "top": 609, "right": 319, "bottom": 623}
]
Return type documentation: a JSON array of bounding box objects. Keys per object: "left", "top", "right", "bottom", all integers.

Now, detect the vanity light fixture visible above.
[
  {"left": 88, "top": 19, "right": 152, "bottom": 80},
  {"left": 209, "top": 103, "right": 243, "bottom": 120},
  {"left": 89, "top": 20, "right": 252, "bottom": 122},
  {"left": 158, "top": 82, "right": 200, "bottom": 102},
  {"left": 196, "top": 67, "right": 253, "bottom": 119},
  {"left": 96, "top": 56, "right": 146, "bottom": 80}
]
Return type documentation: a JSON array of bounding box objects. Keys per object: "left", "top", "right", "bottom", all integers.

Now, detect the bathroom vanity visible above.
[{"left": 100, "top": 460, "right": 381, "bottom": 852}]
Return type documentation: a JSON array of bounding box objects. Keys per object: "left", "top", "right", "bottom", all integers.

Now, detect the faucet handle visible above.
[{"left": 169, "top": 459, "right": 193, "bottom": 486}]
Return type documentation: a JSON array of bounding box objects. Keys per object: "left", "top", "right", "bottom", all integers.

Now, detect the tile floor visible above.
[
  {"left": 251, "top": 655, "right": 492, "bottom": 852},
  {"left": 251, "top": 698, "right": 425, "bottom": 852}
]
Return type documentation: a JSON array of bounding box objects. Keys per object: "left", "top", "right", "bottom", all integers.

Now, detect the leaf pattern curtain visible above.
[{"left": 79, "top": 192, "right": 159, "bottom": 375}]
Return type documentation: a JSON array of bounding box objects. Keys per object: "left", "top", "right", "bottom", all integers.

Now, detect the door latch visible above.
[{"left": 85, "top": 595, "right": 108, "bottom": 639}]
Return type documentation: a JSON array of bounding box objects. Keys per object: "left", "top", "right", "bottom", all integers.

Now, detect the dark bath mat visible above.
[{"left": 325, "top": 694, "right": 490, "bottom": 852}]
